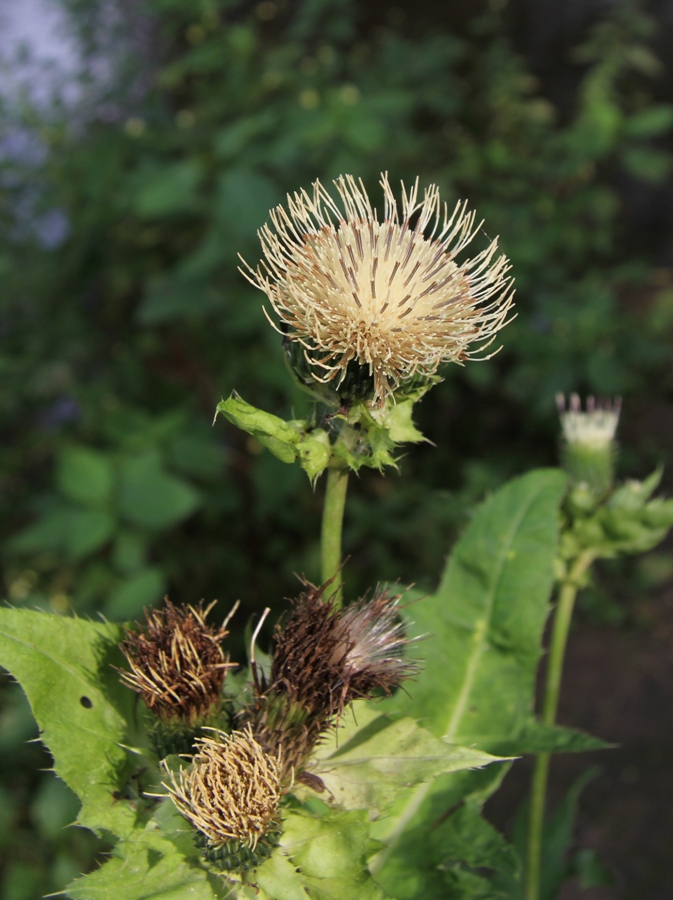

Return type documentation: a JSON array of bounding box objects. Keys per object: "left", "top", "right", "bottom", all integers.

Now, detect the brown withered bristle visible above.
[
  {"left": 119, "top": 598, "right": 235, "bottom": 724},
  {"left": 328, "top": 587, "right": 420, "bottom": 708},
  {"left": 269, "top": 583, "right": 345, "bottom": 717},
  {"left": 162, "top": 726, "right": 282, "bottom": 850},
  {"left": 248, "top": 582, "right": 418, "bottom": 783}
]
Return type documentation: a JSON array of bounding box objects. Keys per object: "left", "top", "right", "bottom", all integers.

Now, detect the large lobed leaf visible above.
[
  {"left": 0, "top": 608, "right": 222, "bottom": 899},
  {"left": 372, "top": 469, "right": 569, "bottom": 898}
]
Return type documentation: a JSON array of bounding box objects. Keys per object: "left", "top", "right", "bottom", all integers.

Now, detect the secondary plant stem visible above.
[
  {"left": 525, "top": 550, "right": 595, "bottom": 900},
  {"left": 321, "top": 466, "right": 349, "bottom": 607}
]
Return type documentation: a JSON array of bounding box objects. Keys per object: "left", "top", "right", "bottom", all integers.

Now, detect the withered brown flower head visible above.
[
  {"left": 163, "top": 726, "right": 282, "bottom": 850},
  {"left": 270, "top": 583, "right": 417, "bottom": 717},
  {"left": 119, "top": 598, "right": 235, "bottom": 725},
  {"left": 249, "top": 582, "right": 418, "bottom": 780},
  {"left": 328, "top": 588, "right": 420, "bottom": 704},
  {"left": 240, "top": 173, "right": 514, "bottom": 404}
]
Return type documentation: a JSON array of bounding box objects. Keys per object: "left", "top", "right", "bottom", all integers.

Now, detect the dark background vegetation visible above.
[{"left": 2, "top": 0, "right": 673, "bottom": 897}]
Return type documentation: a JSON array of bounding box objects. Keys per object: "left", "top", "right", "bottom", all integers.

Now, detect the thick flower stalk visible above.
[
  {"left": 163, "top": 727, "right": 282, "bottom": 872},
  {"left": 241, "top": 173, "right": 514, "bottom": 404},
  {"left": 249, "top": 582, "right": 418, "bottom": 783},
  {"left": 119, "top": 599, "right": 236, "bottom": 755},
  {"left": 557, "top": 393, "right": 621, "bottom": 497}
]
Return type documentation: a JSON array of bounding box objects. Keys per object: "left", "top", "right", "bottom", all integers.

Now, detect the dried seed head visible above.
[
  {"left": 119, "top": 598, "right": 235, "bottom": 725},
  {"left": 241, "top": 173, "right": 514, "bottom": 404},
  {"left": 249, "top": 583, "right": 418, "bottom": 779},
  {"left": 163, "top": 727, "right": 282, "bottom": 851},
  {"left": 328, "top": 588, "right": 420, "bottom": 703}
]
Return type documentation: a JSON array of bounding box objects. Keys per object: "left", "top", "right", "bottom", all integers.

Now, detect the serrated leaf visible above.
[
  {"left": 0, "top": 609, "right": 136, "bottom": 838},
  {"left": 280, "top": 807, "right": 391, "bottom": 900},
  {"left": 65, "top": 837, "right": 222, "bottom": 900},
  {"left": 386, "top": 469, "right": 567, "bottom": 744},
  {"left": 486, "top": 720, "right": 609, "bottom": 756},
  {"left": 371, "top": 470, "right": 567, "bottom": 894},
  {"left": 370, "top": 398, "right": 425, "bottom": 444},
  {"left": 255, "top": 852, "right": 308, "bottom": 900},
  {"left": 307, "top": 702, "right": 502, "bottom": 816}
]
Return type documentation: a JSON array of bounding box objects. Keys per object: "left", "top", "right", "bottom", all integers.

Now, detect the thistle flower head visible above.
[
  {"left": 556, "top": 393, "right": 621, "bottom": 497},
  {"left": 270, "top": 582, "right": 417, "bottom": 718},
  {"left": 241, "top": 173, "right": 514, "bottom": 404},
  {"left": 248, "top": 582, "right": 418, "bottom": 782},
  {"left": 556, "top": 393, "right": 621, "bottom": 447},
  {"left": 119, "top": 598, "right": 235, "bottom": 725},
  {"left": 163, "top": 726, "right": 282, "bottom": 851}
]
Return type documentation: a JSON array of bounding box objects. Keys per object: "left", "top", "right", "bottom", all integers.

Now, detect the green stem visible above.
[
  {"left": 321, "top": 466, "right": 349, "bottom": 607},
  {"left": 525, "top": 551, "right": 595, "bottom": 900}
]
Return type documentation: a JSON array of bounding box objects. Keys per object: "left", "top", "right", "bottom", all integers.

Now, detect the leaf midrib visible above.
[{"left": 442, "top": 489, "right": 536, "bottom": 742}]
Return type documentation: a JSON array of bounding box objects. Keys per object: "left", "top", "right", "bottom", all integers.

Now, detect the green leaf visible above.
[
  {"left": 297, "top": 431, "right": 331, "bottom": 482},
  {"left": 9, "top": 505, "right": 116, "bottom": 559},
  {"left": 370, "top": 398, "right": 426, "bottom": 444},
  {"left": 118, "top": 451, "right": 201, "bottom": 529},
  {"left": 0, "top": 609, "right": 136, "bottom": 838},
  {"left": 216, "top": 394, "right": 332, "bottom": 479},
  {"left": 216, "top": 395, "right": 301, "bottom": 465},
  {"left": 57, "top": 445, "right": 114, "bottom": 506},
  {"left": 624, "top": 105, "right": 673, "bottom": 138},
  {"left": 0, "top": 609, "right": 221, "bottom": 900},
  {"left": 105, "top": 566, "right": 166, "bottom": 620},
  {"left": 255, "top": 853, "right": 308, "bottom": 900},
  {"left": 622, "top": 146, "right": 673, "bottom": 183},
  {"left": 371, "top": 470, "right": 567, "bottom": 896},
  {"left": 65, "top": 842, "right": 222, "bottom": 900},
  {"left": 487, "top": 720, "right": 609, "bottom": 756},
  {"left": 386, "top": 469, "right": 568, "bottom": 744},
  {"left": 279, "top": 807, "right": 391, "bottom": 900},
  {"left": 370, "top": 765, "right": 510, "bottom": 900},
  {"left": 307, "top": 702, "right": 503, "bottom": 817},
  {"left": 65, "top": 509, "right": 117, "bottom": 559},
  {"left": 133, "top": 160, "right": 204, "bottom": 218}
]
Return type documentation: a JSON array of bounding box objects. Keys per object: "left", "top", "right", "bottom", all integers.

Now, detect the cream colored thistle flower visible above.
[{"left": 241, "top": 173, "right": 515, "bottom": 404}]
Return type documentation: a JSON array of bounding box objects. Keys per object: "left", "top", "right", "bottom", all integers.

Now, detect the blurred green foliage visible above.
[{"left": 2, "top": 0, "right": 673, "bottom": 894}]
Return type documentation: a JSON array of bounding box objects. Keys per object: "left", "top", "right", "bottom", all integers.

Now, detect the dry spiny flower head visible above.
[
  {"left": 240, "top": 172, "right": 514, "bottom": 405},
  {"left": 327, "top": 588, "right": 420, "bottom": 705},
  {"left": 249, "top": 582, "right": 418, "bottom": 781},
  {"left": 119, "top": 598, "right": 235, "bottom": 725},
  {"left": 163, "top": 727, "right": 282, "bottom": 854}
]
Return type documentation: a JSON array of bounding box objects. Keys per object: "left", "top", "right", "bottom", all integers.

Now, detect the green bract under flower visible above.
[{"left": 241, "top": 173, "right": 515, "bottom": 405}]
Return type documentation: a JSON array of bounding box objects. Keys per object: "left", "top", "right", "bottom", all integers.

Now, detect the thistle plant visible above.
[
  {"left": 1, "top": 174, "right": 673, "bottom": 900},
  {"left": 223, "top": 172, "right": 515, "bottom": 604}
]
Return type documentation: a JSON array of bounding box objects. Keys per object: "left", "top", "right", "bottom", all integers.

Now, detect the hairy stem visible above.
[
  {"left": 321, "top": 467, "right": 349, "bottom": 607},
  {"left": 525, "top": 551, "right": 595, "bottom": 900}
]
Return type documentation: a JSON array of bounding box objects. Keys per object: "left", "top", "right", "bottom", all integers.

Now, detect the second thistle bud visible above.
[{"left": 557, "top": 393, "right": 621, "bottom": 501}]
